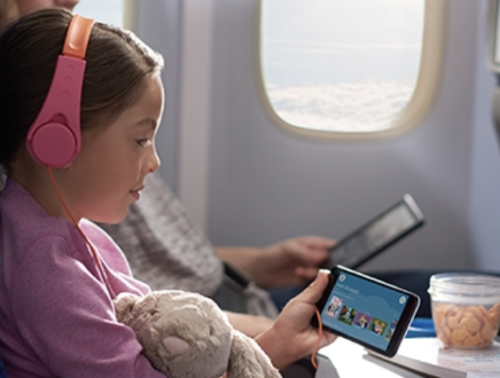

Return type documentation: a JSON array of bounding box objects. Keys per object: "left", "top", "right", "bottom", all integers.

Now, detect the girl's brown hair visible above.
[{"left": 0, "top": 8, "right": 164, "bottom": 173}]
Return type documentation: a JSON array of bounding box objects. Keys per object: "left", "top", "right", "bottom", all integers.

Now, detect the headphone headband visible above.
[
  {"left": 26, "top": 15, "right": 95, "bottom": 168},
  {"left": 63, "top": 15, "right": 94, "bottom": 58}
]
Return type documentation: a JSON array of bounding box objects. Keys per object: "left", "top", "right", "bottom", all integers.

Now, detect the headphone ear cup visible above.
[
  {"left": 29, "top": 122, "right": 78, "bottom": 167},
  {"left": 26, "top": 15, "right": 94, "bottom": 168}
]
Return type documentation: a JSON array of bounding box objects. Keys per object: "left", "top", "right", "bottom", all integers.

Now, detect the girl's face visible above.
[{"left": 59, "top": 75, "right": 164, "bottom": 224}]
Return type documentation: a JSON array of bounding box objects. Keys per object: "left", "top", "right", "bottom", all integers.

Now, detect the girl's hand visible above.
[{"left": 255, "top": 270, "right": 337, "bottom": 370}]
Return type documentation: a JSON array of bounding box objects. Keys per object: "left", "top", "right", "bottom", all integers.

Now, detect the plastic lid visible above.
[
  {"left": 406, "top": 318, "right": 436, "bottom": 338},
  {"left": 428, "top": 273, "right": 500, "bottom": 304}
]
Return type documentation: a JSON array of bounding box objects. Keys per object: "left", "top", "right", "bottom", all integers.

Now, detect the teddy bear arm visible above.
[{"left": 113, "top": 292, "right": 141, "bottom": 324}]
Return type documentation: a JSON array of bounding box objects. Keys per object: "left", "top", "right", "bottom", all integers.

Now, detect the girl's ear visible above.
[{"left": 226, "top": 330, "right": 281, "bottom": 378}]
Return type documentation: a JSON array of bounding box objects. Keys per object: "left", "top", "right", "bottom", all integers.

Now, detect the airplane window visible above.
[
  {"left": 74, "top": 0, "right": 123, "bottom": 27},
  {"left": 260, "top": 0, "right": 444, "bottom": 137}
]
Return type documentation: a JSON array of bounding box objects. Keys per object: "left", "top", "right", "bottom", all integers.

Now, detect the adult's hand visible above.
[{"left": 216, "top": 236, "right": 335, "bottom": 289}]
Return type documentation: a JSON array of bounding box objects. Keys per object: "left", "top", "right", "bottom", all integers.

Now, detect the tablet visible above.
[{"left": 327, "top": 194, "right": 425, "bottom": 269}]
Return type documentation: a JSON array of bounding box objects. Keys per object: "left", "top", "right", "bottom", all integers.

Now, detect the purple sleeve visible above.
[
  {"left": 11, "top": 234, "right": 167, "bottom": 378},
  {"left": 80, "top": 219, "right": 136, "bottom": 277}
]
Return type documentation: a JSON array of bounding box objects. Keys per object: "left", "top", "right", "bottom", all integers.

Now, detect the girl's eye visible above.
[{"left": 137, "top": 138, "right": 152, "bottom": 148}]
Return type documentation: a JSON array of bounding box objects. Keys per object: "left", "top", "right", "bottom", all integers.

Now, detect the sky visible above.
[{"left": 261, "top": 0, "right": 425, "bottom": 132}]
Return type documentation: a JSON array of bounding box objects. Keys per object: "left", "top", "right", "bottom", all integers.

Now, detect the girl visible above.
[{"left": 0, "top": 7, "right": 334, "bottom": 377}]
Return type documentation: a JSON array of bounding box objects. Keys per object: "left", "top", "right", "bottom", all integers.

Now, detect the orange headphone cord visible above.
[
  {"left": 311, "top": 306, "right": 323, "bottom": 370},
  {"left": 46, "top": 165, "right": 102, "bottom": 270}
]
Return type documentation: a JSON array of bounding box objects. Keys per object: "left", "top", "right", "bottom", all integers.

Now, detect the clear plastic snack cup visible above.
[{"left": 428, "top": 273, "right": 500, "bottom": 349}]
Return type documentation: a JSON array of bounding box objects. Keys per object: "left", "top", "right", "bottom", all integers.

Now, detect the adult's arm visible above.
[
  {"left": 224, "top": 311, "right": 274, "bottom": 337},
  {"left": 216, "top": 236, "right": 335, "bottom": 289}
]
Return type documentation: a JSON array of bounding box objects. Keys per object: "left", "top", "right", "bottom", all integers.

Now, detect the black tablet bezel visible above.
[{"left": 327, "top": 194, "right": 425, "bottom": 269}]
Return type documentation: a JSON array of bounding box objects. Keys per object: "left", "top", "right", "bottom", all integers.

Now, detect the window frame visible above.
[
  {"left": 123, "top": 0, "right": 135, "bottom": 31},
  {"left": 257, "top": 0, "right": 447, "bottom": 140}
]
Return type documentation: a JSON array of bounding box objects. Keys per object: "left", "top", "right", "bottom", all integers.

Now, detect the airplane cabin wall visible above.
[
  {"left": 135, "top": 0, "right": 500, "bottom": 274},
  {"left": 133, "top": 0, "right": 182, "bottom": 193},
  {"left": 206, "top": 0, "right": 476, "bottom": 274}
]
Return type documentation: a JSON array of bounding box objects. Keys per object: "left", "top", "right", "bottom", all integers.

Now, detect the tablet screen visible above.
[{"left": 320, "top": 270, "right": 411, "bottom": 351}]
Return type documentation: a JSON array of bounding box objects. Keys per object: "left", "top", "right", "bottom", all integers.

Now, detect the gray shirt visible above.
[{"left": 99, "top": 173, "right": 278, "bottom": 318}]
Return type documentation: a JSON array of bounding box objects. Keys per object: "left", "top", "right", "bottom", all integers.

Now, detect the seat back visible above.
[{"left": 0, "top": 351, "right": 6, "bottom": 378}]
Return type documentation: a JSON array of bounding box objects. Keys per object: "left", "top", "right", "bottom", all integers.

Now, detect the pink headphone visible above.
[{"left": 26, "top": 14, "right": 95, "bottom": 168}]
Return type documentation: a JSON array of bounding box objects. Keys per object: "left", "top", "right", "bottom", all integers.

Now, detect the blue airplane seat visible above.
[{"left": 0, "top": 351, "right": 6, "bottom": 378}]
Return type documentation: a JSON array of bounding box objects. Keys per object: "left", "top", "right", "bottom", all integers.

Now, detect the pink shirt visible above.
[{"left": 0, "top": 179, "right": 166, "bottom": 378}]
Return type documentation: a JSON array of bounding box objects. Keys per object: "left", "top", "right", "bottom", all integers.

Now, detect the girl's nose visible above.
[{"left": 147, "top": 149, "right": 161, "bottom": 173}]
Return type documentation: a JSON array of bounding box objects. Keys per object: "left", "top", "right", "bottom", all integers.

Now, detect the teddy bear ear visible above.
[
  {"left": 226, "top": 330, "right": 281, "bottom": 378},
  {"left": 113, "top": 292, "right": 141, "bottom": 323}
]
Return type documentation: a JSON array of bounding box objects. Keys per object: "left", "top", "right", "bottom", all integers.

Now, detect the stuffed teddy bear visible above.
[{"left": 113, "top": 290, "right": 282, "bottom": 378}]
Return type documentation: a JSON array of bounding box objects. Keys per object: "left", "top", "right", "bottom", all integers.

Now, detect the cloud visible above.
[
  {"left": 263, "top": 39, "right": 421, "bottom": 53},
  {"left": 266, "top": 81, "right": 415, "bottom": 132}
]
